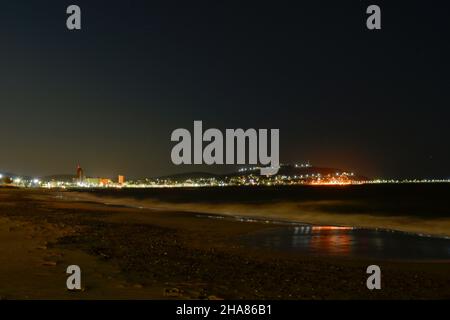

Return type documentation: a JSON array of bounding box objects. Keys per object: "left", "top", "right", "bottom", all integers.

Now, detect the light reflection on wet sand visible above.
[{"left": 243, "top": 225, "right": 450, "bottom": 261}]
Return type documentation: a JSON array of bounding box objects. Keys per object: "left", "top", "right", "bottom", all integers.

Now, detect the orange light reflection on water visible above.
[
  {"left": 312, "top": 226, "right": 353, "bottom": 231},
  {"left": 309, "top": 225, "right": 354, "bottom": 255}
]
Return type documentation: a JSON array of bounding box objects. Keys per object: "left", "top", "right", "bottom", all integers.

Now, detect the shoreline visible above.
[
  {"left": 98, "top": 199, "right": 450, "bottom": 241},
  {"left": 63, "top": 190, "right": 450, "bottom": 238}
]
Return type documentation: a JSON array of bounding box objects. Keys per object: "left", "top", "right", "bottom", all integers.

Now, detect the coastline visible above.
[
  {"left": 1, "top": 188, "right": 449, "bottom": 299},
  {"left": 65, "top": 190, "right": 450, "bottom": 238}
]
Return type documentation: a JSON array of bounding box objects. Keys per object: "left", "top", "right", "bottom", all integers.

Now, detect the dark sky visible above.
[{"left": 0, "top": 0, "right": 449, "bottom": 179}]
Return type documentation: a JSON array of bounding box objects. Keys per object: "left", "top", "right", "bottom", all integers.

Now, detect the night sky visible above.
[{"left": 0, "top": 0, "right": 449, "bottom": 179}]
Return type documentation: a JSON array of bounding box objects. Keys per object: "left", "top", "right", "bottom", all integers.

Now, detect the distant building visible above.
[
  {"left": 99, "top": 178, "right": 112, "bottom": 186},
  {"left": 85, "top": 177, "right": 112, "bottom": 186},
  {"left": 85, "top": 177, "right": 101, "bottom": 185},
  {"left": 76, "top": 165, "right": 84, "bottom": 182},
  {"left": 118, "top": 175, "right": 125, "bottom": 184}
]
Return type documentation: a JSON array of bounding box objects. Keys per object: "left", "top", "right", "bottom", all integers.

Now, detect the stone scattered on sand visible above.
[
  {"left": 67, "top": 287, "right": 85, "bottom": 292},
  {"left": 164, "top": 287, "right": 182, "bottom": 297},
  {"left": 46, "top": 252, "right": 63, "bottom": 258}
]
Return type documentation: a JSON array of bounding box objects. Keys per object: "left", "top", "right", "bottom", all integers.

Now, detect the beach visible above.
[{"left": 0, "top": 187, "right": 449, "bottom": 299}]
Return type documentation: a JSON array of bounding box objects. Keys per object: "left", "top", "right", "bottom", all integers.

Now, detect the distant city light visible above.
[{"left": 2, "top": 163, "right": 450, "bottom": 189}]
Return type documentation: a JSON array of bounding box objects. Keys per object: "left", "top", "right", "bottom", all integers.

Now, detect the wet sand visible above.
[{"left": 0, "top": 188, "right": 449, "bottom": 299}]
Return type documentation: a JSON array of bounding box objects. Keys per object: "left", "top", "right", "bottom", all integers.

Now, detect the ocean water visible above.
[
  {"left": 80, "top": 184, "right": 450, "bottom": 219},
  {"left": 241, "top": 225, "right": 450, "bottom": 261}
]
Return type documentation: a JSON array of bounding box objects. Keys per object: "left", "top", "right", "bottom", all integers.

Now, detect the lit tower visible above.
[{"left": 76, "top": 164, "right": 84, "bottom": 182}]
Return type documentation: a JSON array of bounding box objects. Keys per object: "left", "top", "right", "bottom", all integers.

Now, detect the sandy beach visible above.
[{"left": 0, "top": 188, "right": 449, "bottom": 299}]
